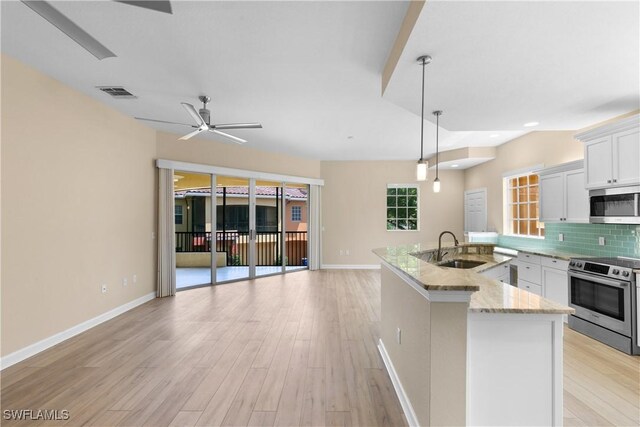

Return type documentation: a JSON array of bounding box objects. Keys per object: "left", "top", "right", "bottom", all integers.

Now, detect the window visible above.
[
  {"left": 174, "top": 205, "right": 183, "bottom": 225},
  {"left": 291, "top": 205, "right": 302, "bottom": 222},
  {"left": 386, "top": 185, "right": 419, "bottom": 231},
  {"left": 505, "top": 173, "right": 544, "bottom": 237}
]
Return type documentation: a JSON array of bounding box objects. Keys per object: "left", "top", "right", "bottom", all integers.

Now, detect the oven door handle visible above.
[{"left": 568, "top": 271, "right": 630, "bottom": 288}]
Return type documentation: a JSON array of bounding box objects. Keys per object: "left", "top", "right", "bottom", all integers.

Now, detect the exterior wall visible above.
[
  {"left": 285, "top": 200, "right": 308, "bottom": 232},
  {"left": 321, "top": 161, "right": 464, "bottom": 265},
  {"left": 1, "top": 55, "right": 157, "bottom": 357}
]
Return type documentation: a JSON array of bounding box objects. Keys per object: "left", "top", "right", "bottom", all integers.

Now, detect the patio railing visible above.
[{"left": 175, "top": 231, "right": 308, "bottom": 266}]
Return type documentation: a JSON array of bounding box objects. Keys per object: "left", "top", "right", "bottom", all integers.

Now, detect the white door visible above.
[
  {"left": 584, "top": 136, "right": 613, "bottom": 189},
  {"left": 464, "top": 189, "right": 487, "bottom": 232},
  {"left": 564, "top": 169, "right": 589, "bottom": 223},
  {"left": 612, "top": 128, "right": 640, "bottom": 187},
  {"left": 539, "top": 173, "right": 564, "bottom": 222}
]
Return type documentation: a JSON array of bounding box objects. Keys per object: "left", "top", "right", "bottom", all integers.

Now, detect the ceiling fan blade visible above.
[
  {"left": 212, "top": 123, "right": 263, "bottom": 130},
  {"left": 135, "top": 117, "right": 194, "bottom": 127},
  {"left": 179, "top": 126, "right": 207, "bottom": 141},
  {"left": 181, "top": 103, "right": 206, "bottom": 127},
  {"left": 21, "top": 1, "right": 116, "bottom": 60},
  {"left": 212, "top": 130, "right": 247, "bottom": 144},
  {"left": 115, "top": 1, "right": 172, "bottom": 14}
]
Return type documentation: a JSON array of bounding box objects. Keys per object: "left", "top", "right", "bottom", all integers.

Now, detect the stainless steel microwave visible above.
[{"left": 589, "top": 185, "right": 640, "bottom": 224}]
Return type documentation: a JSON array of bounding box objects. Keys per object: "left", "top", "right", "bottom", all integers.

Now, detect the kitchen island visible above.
[{"left": 373, "top": 242, "right": 574, "bottom": 427}]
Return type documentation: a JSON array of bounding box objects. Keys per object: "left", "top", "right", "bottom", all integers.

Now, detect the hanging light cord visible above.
[
  {"left": 435, "top": 112, "right": 439, "bottom": 179},
  {"left": 420, "top": 57, "right": 426, "bottom": 161}
]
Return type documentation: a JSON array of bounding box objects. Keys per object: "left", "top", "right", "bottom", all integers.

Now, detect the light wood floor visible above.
[{"left": 1, "top": 270, "right": 638, "bottom": 426}]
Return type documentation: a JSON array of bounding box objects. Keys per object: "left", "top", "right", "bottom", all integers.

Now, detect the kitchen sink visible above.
[{"left": 438, "top": 259, "right": 486, "bottom": 269}]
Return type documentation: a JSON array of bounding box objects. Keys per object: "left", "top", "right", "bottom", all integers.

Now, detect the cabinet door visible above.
[
  {"left": 564, "top": 169, "right": 589, "bottom": 223},
  {"left": 612, "top": 128, "right": 640, "bottom": 187},
  {"left": 540, "top": 173, "right": 564, "bottom": 222},
  {"left": 584, "top": 136, "right": 613, "bottom": 189},
  {"left": 542, "top": 266, "right": 568, "bottom": 307}
]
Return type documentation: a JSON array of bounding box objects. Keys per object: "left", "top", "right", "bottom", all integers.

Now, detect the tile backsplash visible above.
[{"left": 498, "top": 223, "right": 640, "bottom": 258}]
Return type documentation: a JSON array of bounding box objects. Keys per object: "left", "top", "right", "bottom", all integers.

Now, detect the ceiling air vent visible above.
[{"left": 97, "top": 86, "right": 137, "bottom": 99}]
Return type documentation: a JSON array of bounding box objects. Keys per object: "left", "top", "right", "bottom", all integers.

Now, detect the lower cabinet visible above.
[
  {"left": 480, "top": 261, "right": 511, "bottom": 284},
  {"left": 517, "top": 253, "right": 569, "bottom": 321}
]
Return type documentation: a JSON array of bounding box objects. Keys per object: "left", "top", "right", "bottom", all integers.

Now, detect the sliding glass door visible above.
[
  {"left": 174, "top": 170, "right": 213, "bottom": 290},
  {"left": 170, "top": 169, "right": 311, "bottom": 288},
  {"left": 216, "top": 176, "right": 251, "bottom": 283}
]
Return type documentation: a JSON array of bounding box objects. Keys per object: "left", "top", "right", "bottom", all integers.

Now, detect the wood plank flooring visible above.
[{"left": 1, "top": 270, "right": 638, "bottom": 426}]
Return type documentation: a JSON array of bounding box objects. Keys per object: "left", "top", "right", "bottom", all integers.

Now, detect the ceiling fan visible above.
[
  {"left": 21, "top": 1, "right": 172, "bottom": 60},
  {"left": 136, "top": 96, "right": 263, "bottom": 144}
]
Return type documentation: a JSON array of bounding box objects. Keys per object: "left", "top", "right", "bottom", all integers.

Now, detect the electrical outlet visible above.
[
  {"left": 133, "top": 274, "right": 137, "bottom": 284},
  {"left": 122, "top": 278, "right": 128, "bottom": 287},
  {"left": 101, "top": 284, "right": 107, "bottom": 294},
  {"left": 339, "top": 249, "right": 344, "bottom": 256},
  {"left": 345, "top": 249, "right": 350, "bottom": 256},
  {"left": 151, "top": 231, "right": 156, "bottom": 240},
  {"left": 599, "top": 236, "right": 606, "bottom": 246},
  {"left": 396, "top": 327, "right": 402, "bottom": 345},
  {"left": 558, "top": 233, "right": 564, "bottom": 242}
]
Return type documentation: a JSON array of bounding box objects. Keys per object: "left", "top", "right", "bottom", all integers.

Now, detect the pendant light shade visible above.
[
  {"left": 416, "top": 55, "right": 431, "bottom": 181},
  {"left": 433, "top": 177, "right": 441, "bottom": 193},
  {"left": 416, "top": 159, "right": 428, "bottom": 181},
  {"left": 433, "top": 110, "right": 443, "bottom": 193}
]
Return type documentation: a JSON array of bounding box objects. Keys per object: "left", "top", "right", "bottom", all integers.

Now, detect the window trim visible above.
[
  {"left": 503, "top": 171, "right": 544, "bottom": 239},
  {"left": 386, "top": 183, "right": 420, "bottom": 232},
  {"left": 291, "top": 205, "right": 302, "bottom": 222},
  {"left": 174, "top": 205, "right": 183, "bottom": 225}
]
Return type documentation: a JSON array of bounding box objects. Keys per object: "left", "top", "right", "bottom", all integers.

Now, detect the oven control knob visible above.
[
  {"left": 569, "top": 261, "right": 575, "bottom": 266},
  {"left": 577, "top": 262, "right": 583, "bottom": 268},
  {"left": 622, "top": 271, "right": 630, "bottom": 277},
  {"left": 612, "top": 269, "right": 620, "bottom": 275}
]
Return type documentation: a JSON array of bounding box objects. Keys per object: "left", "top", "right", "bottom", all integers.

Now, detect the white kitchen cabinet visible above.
[
  {"left": 576, "top": 115, "right": 640, "bottom": 190},
  {"left": 481, "top": 261, "right": 511, "bottom": 284},
  {"left": 516, "top": 252, "right": 570, "bottom": 321},
  {"left": 539, "top": 172, "right": 564, "bottom": 222},
  {"left": 539, "top": 161, "right": 588, "bottom": 223},
  {"left": 612, "top": 127, "right": 640, "bottom": 187}
]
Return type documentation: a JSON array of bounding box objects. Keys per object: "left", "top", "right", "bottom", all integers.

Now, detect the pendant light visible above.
[
  {"left": 416, "top": 55, "right": 431, "bottom": 181},
  {"left": 432, "top": 110, "right": 443, "bottom": 193}
]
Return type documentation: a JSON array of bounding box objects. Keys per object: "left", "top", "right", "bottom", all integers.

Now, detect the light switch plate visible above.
[{"left": 558, "top": 233, "right": 564, "bottom": 242}]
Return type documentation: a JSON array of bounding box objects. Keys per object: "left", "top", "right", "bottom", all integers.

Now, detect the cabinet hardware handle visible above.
[
  {"left": 613, "top": 179, "right": 617, "bottom": 183},
  {"left": 607, "top": 180, "right": 612, "bottom": 183}
]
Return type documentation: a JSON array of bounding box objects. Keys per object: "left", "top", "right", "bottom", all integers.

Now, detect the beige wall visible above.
[
  {"left": 321, "top": 161, "right": 465, "bottom": 265},
  {"left": 157, "top": 131, "right": 322, "bottom": 179},
  {"left": 1, "top": 55, "right": 157, "bottom": 356},
  {"left": 464, "top": 131, "right": 583, "bottom": 233}
]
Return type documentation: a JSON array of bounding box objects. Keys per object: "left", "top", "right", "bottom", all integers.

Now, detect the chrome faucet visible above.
[{"left": 436, "top": 231, "right": 459, "bottom": 261}]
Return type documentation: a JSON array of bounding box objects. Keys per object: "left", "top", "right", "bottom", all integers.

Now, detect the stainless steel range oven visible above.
[{"left": 568, "top": 257, "right": 639, "bottom": 355}]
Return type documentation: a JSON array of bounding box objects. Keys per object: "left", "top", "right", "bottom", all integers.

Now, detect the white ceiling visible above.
[
  {"left": 384, "top": 0, "right": 640, "bottom": 131},
  {"left": 1, "top": 1, "right": 638, "bottom": 161}
]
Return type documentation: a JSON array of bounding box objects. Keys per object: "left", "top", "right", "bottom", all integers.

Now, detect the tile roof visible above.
[{"left": 174, "top": 186, "right": 307, "bottom": 200}]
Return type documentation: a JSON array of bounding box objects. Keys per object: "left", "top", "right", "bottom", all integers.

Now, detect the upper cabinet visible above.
[
  {"left": 539, "top": 160, "right": 589, "bottom": 223},
  {"left": 576, "top": 115, "right": 640, "bottom": 190}
]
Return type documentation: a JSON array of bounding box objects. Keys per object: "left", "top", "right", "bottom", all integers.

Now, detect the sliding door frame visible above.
[{"left": 159, "top": 159, "right": 323, "bottom": 286}]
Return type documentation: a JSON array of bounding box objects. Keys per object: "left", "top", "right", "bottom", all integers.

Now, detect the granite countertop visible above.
[
  {"left": 495, "top": 245, "right": 582, "bottom": 261},
  {"left": 373, "top": 242, "right": 574, "bottom": 315}
]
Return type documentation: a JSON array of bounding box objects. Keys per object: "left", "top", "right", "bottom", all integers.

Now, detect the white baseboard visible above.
[
  {"left": 378, "top": 339, "right": 419, "bottom": 427},
  {"left": 320, "top": 264, "right": 381, "bottom": 270},
  {"left": 1, "top": 292, "right": 156, "bottom": 370}
]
